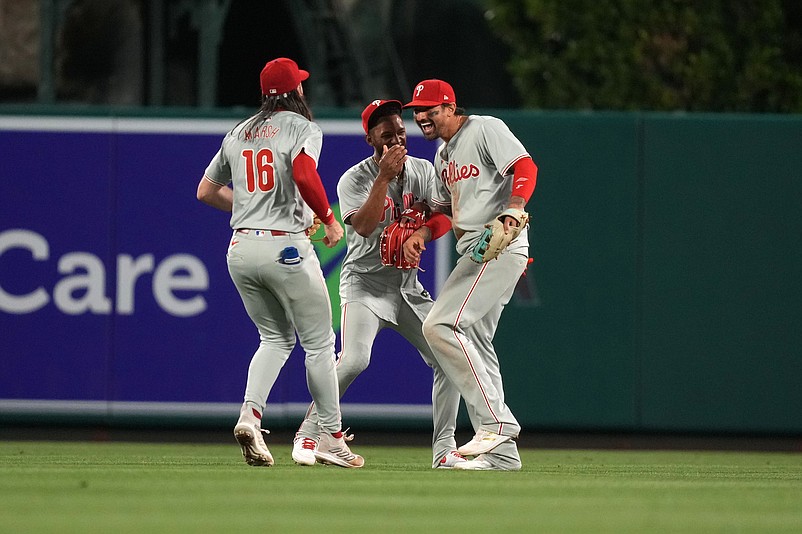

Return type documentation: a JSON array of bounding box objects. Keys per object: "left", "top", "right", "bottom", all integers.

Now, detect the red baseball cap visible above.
[
  {"left": 361, "top": 99, "right": 403, "bottom": 134},
  {"left": 402, "top": 79, "right": 456, "bottom": 108},
  {"left": 260, "top": 57, "right": 310, "bottom": 96}
]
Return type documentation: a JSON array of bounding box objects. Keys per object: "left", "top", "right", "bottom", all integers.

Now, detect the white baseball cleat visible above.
[
  {"left": 233, "top": 422, "right": 274, "bottom": 467},
  {"left": 314, "top": 433, "right": 364, "bottom": 468},
  {"left": 292, "top": 434, "right": 318, "bottom": 466},
  {"left": 452, "top": 454, "right": 497, "bottom": 470},
  {"left": 457, "top": 429, "right": 512, "bottom": 456},
  {"left": 436, "top": 450, "right": 468, "bottom": 469}
]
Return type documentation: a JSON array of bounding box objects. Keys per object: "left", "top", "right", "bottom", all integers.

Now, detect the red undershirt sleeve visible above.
[
  {"left": 292, "top": 151, "right": 335, "bottom": 225},
  {"left": 512, "top": 157, "right": 538, "bottom": 203},
  {"left": 423, "top": 212, "right": 452, "bottom": 240}
]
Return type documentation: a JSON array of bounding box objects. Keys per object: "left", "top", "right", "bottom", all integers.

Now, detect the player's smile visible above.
[
  {"left": 413, "top": 106, "right": 443, "bottom": 140},
  {"left": 417, "top": 119, "right": 436, "bottom": 138}
]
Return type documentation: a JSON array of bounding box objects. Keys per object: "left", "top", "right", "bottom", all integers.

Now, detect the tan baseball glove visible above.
[
  {"left": 470, "top": 208, "right": 530, "bottom": 263},
  {"left": 380, "top": 208, "right": 427, "bottom": 269}
]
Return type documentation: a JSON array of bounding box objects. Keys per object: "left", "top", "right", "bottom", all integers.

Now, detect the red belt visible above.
[{"left": 236, "top": 229, "right": 287, "bottom": 236}]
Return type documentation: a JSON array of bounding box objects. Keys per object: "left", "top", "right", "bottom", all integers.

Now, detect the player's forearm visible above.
[
  {"left": 350, "top": 181, "right": 391, "bottom": 237},
  {"left": 293, "top": 152, "right": 335, "bottom": 224},
  {"left": 508, "top": 195, "right": 526, "bottom": 210},
  {"left": 197, "top": 176, "right": 233, "bottom": 212},
  {"left": 353, "top": 145, "right": 406, "bottom": 235},
  {"left": 511, "top": 157, "right": 537, "bottom": 203},
  {"left": 423, "top": 212, "right": 452, "bottom": 240},
  {"left": 411, "top": 226, "right": 432, "bottom": 242}
]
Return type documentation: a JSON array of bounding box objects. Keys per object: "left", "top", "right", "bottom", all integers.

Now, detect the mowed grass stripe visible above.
[{"left": 1, "top": 442, "right": 801, "bottom": 533}]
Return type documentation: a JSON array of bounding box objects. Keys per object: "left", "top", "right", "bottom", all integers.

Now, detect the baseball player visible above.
[
  {"left": 291, "top": 99, "right": 467, "bottom": 469},
  {"left": 401, "top": 79, "right": 538, "bottom": 470},
  {"left": 196, "top": 57, "right": 363, "bottom": 468}
]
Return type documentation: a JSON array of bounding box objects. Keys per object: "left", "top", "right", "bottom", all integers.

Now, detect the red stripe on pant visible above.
[{"left": 452, "top": 262, "right": 501, "bottom": 429}]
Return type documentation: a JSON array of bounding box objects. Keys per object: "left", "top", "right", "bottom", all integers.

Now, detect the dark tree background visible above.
[
  {"left": 484, "top": 0, "right": 802, "bottom": 112},
  {"left": 4, "top": 0, "right": 801, "bottom": 111}
]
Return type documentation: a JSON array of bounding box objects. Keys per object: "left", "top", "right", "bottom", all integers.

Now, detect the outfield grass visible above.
[{"left": 1, "top": 441, "right": 801, "bottom": 533}]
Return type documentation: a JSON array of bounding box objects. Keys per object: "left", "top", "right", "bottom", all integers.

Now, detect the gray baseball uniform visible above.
[
  {"left": 423, "top": 114, "right": 530, "bottom": 470},
  {"left": 296, "top": 155, "right": 463, "bottom": 466},
  {"left": 204, "top": 111, "right": 342, "bottom": 434}
]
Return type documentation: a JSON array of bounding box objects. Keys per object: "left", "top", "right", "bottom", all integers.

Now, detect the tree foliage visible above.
[{"left": 484, "top": 0, "right": 802, "bottom": 112}]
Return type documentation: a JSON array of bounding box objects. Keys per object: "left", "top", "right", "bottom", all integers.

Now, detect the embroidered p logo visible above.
[{"left": 415, "top": 84, "right": 424, "bottom": 97}]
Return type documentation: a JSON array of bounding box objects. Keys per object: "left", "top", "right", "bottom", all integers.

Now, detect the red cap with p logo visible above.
[{"left": 402, "top": 79, "right": 456, "bottom": 108}]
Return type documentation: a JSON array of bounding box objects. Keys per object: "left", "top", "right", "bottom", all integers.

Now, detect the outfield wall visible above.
[
  {"left": 498, "top": 111, "right": 802, "bottom": 435},
  {"left": 0, "top": 114, "right": 440, "bottom": 430},
  {"left": 1, "top": 110, "right": 801, "bottom": 435}
]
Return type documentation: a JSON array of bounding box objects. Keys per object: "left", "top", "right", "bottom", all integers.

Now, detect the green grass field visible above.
[{"left": 1, "top": 441, "right": 801, "bottom": 533}]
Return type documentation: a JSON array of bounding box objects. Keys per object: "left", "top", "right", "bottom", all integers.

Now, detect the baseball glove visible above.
[
  {"left": 306, "top": 216, "right": 322, "bottom": 239},
  {"left": 380, "top": 208, "right": 427, "bottom": 269},
  {"left": 470, "top": 208, "right": 530, "bottom": 263}
]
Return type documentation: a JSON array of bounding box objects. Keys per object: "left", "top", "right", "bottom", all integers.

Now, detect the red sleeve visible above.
[
  {"left": 512, "top": 157, "right": 537, "bottom": 203},
  {"left": 292, "top": 151, "right": 335, "bottom": 225},
  {"left": 423, "top": 212, "right": 451, "bottom": 240}
]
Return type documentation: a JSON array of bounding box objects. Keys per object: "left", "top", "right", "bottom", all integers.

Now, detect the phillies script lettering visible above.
[{"left": 441, "top": 160, "right": 480, "bottom": 186}]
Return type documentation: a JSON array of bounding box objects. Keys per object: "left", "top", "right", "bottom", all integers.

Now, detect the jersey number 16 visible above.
[{"left": 241, "top": 148, "right": 275, "bottom": 193}]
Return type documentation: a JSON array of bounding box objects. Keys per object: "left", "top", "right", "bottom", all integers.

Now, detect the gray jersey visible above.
[
  {"left": 337, "top": 155, "right": 436, "bottom": 323},
  {"left": 431, "top": 115, "right": 530, "bottom": 256},
  {"left": 204, "top": 111, "right": 321, "bottom": 232},
  {"left": 297, "top": 153, "right": 463, "bottom": 467},
  {"left": 421, "top": 114, "right": 532, "bottom": 470}
]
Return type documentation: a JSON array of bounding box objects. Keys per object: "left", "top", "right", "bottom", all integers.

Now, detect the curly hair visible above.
[{"left": 237, "top": 91, "right": 313, "bottom": 137}]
